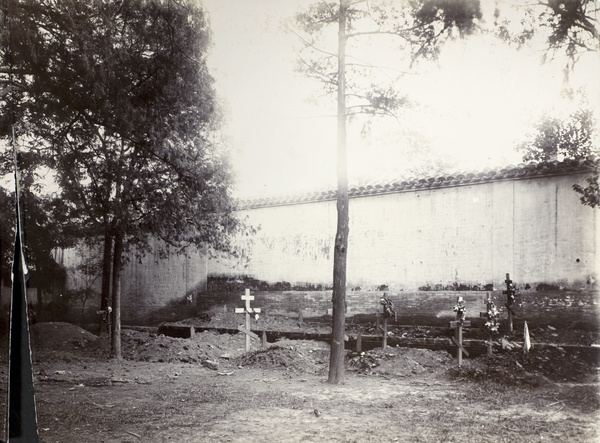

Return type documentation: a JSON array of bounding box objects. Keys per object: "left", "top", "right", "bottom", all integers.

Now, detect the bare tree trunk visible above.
[
  {"left": 110, "top": 231, "right": 123, "bottom": 360},
  {"left": 328, "top": 0, "right": 348, "bottom": 385},
  {"left": 100, "top": 233, "right": 112, "bottom": 335}
]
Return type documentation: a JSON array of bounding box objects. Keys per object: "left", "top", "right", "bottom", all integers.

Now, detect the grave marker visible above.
[
  {"left": 503, "top": 273, "right": 519, "bottom": 332},
  {"left": 479, "top": 292, "right": 499, "bottom": 355},
  {"left": 235, "top": 289, "right": 261, "bottom": 352},
  {"left": 379, "top": 293, "right": 397, "bottom": 349},
  {"left": 450, "top": 296, "right": 470, "bottom": 366}
]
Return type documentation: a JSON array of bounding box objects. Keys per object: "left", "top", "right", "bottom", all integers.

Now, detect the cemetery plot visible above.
[{"left": 1, "top": 318, "right": 594, "bottom": 443}]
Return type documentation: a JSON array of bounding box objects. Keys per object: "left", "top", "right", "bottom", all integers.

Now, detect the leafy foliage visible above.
[
  {"left": 518, "top": 108, "right": 597, "bottom": 162},
  {"left": 0, "top": 184, "right": 71, "bottom": 289},
  {"left": 1, "top": 0, "right": 240, "bottom": 357},
  {"left": 0, "top": 0, "right": 239, "bottom": 257},
  {"left": 543, "top": 0, "right": 599, "bottom": 54},
  {"left": 518, "top": 108, "right": 599, "bottom": 208},
  {"left": 573, "top": 170, "right": 599, "bottom": 207},
  {"left": 293, "top": 0, "right": 485, "bottom": 121},
  {"left": 493, "top": 0, "right": 599, "bottom": 69},
  {"left": 410, "top": 0, "right": 482, "bottom": 59}
]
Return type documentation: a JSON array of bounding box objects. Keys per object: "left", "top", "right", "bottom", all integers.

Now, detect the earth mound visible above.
[
  {"left": 347, "top": 347, "right": 455, "bottom": 377},
  {"left": 31, "top": 322, "right": 98, "bottom": 351},
  {"left": 234, "top": 346, "right": 315, "bottom": 372}
]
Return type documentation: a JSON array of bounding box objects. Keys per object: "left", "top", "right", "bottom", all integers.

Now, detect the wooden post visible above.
[
  {"left": 486, "top": 292, "right": 492, "bottom": 355},
  {"left": 382, "top": 317, "right": 388, "bottom": 349},
  {"left": 356, "top": 330, "right": 362, "bottom": 352},
  {"left": 262, "top": 330, "right": 267, "bottom": 347},
  {"left": 450, "top": 296, "right": 470, "bottom": 366},
  {"left": 504, "top": 273, "right": 515, "bottom": 333},
  {"left": 480, "top": 292, "right": 494, "bottom": 355},
  {"left": 245, "top": 294, "right": 251, "bottom": 351},
  {"left": 457, "top": 322, "right": 463, "bottom": 365}
]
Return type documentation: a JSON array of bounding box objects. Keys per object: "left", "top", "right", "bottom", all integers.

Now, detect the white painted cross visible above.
[{"left": 235, "top": 289, "right": 261, "bottom": 352}]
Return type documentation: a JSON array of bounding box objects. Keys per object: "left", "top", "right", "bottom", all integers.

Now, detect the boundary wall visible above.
[
  {"left": 209, "top": 161, "right": 598, "bottom": 291},
  {"left": 197, "top": 289, "right": 598, "bottom": 331}
]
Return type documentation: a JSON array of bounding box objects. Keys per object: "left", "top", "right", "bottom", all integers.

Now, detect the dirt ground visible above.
[{"left": 0, "top": 318, "right": 598, "bottom": 443}]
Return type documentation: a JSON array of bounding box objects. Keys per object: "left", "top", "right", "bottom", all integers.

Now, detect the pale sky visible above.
[{"left": 202, "top": 0, "right": 600, "bottom": 199}]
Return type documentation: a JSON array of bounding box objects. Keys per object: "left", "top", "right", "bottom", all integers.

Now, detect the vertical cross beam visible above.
[
  {"left": 450, "top": 296, "right": 470, "bottom": 366},
  {"left": 504, "top": 273, "right": 514, "bottom": 333},
  {"left": 485, "top": 292, "right": 493, "bottom": 355},
  {"left": 456, "top": 318, "right": 463, "bottom": 366},
  {"left": 243, "top": 289, "right": 252, "bottom": 351}
]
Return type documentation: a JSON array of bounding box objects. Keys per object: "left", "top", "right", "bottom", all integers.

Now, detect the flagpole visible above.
[{"left": 6, "top": 126, "right": 40, "bottom": 442}]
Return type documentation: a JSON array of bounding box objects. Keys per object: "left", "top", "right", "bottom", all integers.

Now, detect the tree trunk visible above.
[
  {"left": 328, "top": 0, "right": 348, "bottom": 385},
  {"left": 99, "top": 233, "right": 112, "bottom": 335},
  {"left": 110, "top": 231, "right": 123, "bottom": 360}
]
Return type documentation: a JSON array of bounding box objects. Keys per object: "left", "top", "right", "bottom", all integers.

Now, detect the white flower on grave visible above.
[
  {"left": 453, "top": 297, "right": 467, "bottom": 321},
  {"left": 484, "top": 301, "right": 500, "bottom": 333},
  {"left": 254, "top": 313, "right": 259, "bottom": 320}
]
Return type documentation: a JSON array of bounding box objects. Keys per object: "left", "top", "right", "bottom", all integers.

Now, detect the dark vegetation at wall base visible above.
[
  {"left": 207, "top": 276, "right": 594, "bottom": 294},
  {"left": 40, "top": 273, "right": 599, "bottom": 335},
  {"left": 207, "top": 275, "right": 333, "bottom": 292},
  {"left": 418, "top": 282, "right": 494, "bottom": 291},
  {"left": 111, "top": 288, "right": 599, "bottom": 336}
]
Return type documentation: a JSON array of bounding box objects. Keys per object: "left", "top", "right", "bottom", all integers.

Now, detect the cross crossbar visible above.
[
  {"left": 451, "top": 336, "right": 470, "bottom": 357},
  {"left": 449, "top": 320, "right": 471, "bottom": 328},
  {"left": 237, "top": 325, "right": 259, "bottom": 340}
]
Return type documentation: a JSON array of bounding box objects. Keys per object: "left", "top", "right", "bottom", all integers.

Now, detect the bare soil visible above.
[{"left": 0, "top": 318, "right": 598, "bottom": 443}]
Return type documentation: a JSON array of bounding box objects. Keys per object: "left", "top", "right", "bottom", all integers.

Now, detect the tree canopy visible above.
[
  {"left": 494, "top": 0, "right": 598, "bottom": 71},
  {"left": 1, "top": 0, "right": 239, "bottom": 256},
  {"left": 0, "top": 0, "right": 240, "bottom": 357},
  {"left": 518, "top": 108, "right": 597, "bottom": 163}
]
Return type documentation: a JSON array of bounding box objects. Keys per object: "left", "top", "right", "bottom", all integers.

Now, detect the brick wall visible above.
[
  {"left": 197, "top": 289, "right": 599, "bottom": 331},
  {"left": 57, "top": 239, "right": 207, "bottom": 325},
  {"left": 119, "top": 242, "right": 207, "bottom": 324}
]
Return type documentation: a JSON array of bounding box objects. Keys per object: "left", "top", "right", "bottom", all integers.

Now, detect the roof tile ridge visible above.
[{"left": 236, "top": 159, "right": 593, "bottom": 207}]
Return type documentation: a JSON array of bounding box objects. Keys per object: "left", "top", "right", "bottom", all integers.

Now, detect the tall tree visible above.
[
  {"left": 0, "top": 0, "right": 240, "bottom": 358},
  {"left": 294, "top": 0, "right": 482, "bottom": 384}
]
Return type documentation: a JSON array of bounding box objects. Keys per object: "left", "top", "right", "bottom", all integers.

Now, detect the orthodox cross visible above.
[{"left": 235, "top": 289, "right": 261, "bottom": 352}]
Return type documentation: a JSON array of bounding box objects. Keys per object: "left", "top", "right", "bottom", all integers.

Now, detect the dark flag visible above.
[{"left": 6, "top": 133, "right": 40, "bottom": 442}]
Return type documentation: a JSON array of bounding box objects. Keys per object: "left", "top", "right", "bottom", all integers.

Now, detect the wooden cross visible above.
[
  {"left": 450, "top": 296, "right": 470, "bottom": 366},
  {"left": 479, "top": 292, "right": 494, "bottom": 355},
  {"left": 235, "top": 289, "right": 261, "bottom": 352},
  {"left": 503, "top": 273, "right": 517, "bottom": 332}
]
